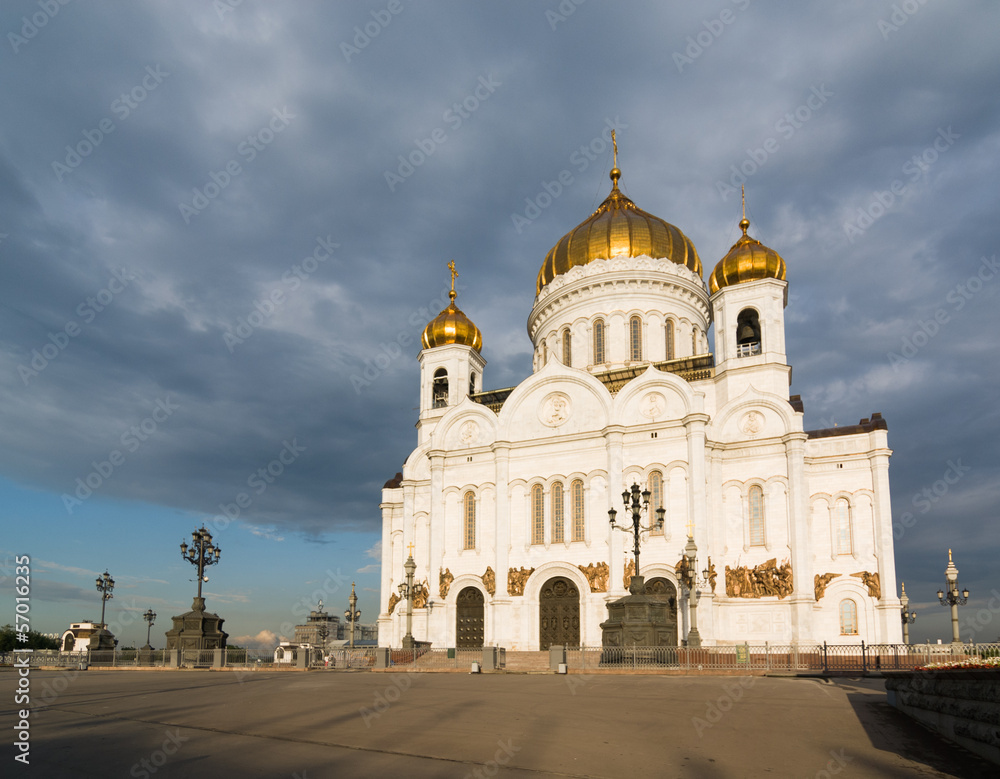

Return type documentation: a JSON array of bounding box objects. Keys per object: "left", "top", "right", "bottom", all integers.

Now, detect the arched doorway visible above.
[
  {"left": 644, "top": 577, "right": 679, "bottom": 646},
  {"left": 456, "top": 586, "right": 485, "bottom": 647},
  {"left": 539, "top": 577, "right": 580, "bottom": 649},
  {"left": 63, "top": 632, "right": 75, "bottom": 651}
]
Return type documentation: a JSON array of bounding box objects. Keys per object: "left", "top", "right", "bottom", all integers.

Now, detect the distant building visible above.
[{"left": 60, "top": 621, "right": 116, "bottom": 651}]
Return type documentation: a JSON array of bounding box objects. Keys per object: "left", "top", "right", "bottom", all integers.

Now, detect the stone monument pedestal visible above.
[
  {"left": 87, "top": 626, "right": 118, "bottom": 650},
  {"left": 600, "top": 576, "right": 677, "bottom": 647},
  {"left": 165, "top": 597, "right": 228, "bottom": 664}
]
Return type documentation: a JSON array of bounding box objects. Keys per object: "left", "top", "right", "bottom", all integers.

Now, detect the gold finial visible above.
[
  {"left": 739, "top": 185, "right": 750, "bottom": 235},
  {"left": 407, "top": 542, "right": 415, "bottom": 558},
  {"left": 612, "top": 129, "right": 618, "bottom": 168},
  {"left": 609, "top": 129, "right": 621, "bottom": 187},
  {"left": 901, "top": 581, "right": 906, "bottom": 595},
  {"left": 948, "top": 548, "right": 953, "bottom": 562},
  {"left": 447, "top": 260, "right": 458, "bottom": 302}
]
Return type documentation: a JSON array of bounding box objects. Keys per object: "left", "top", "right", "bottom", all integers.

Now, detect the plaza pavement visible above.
[{"left": 2, "top": 668, "right": 993, "bottom": 778}]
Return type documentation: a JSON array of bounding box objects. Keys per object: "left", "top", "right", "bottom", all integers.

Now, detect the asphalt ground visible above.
[{"left": 1, "top": 669, "right": 994, "bottom": 778}]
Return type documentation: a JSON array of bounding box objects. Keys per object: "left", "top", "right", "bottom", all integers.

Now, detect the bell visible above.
[{"left": 738, "top": 323, "right": 756, "bottom": 342}]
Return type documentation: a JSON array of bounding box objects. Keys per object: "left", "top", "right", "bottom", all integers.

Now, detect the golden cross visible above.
[
  {"left": 447, "top": 260, "right": 458, "bottom": 294},
  {"left": 741, "top": 184, "right": 746, "bottom": 221},
  {"left": 611, "top": 129, "right": 618, "bottom": 168},
  {"left": 407, "top": 542, "right": 415, "bottom": 557}
]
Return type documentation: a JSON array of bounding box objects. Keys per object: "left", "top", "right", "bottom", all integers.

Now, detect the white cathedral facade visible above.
[{"left": 378, "top": 160, "right": 901, "bottom": 650}]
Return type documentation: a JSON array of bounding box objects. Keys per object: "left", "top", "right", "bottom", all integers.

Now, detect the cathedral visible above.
[{"left": 378, "top": 149, "right": 902, "bottom": 650}]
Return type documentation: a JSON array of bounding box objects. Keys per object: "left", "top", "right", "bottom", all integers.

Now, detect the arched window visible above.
[
  {"left": 736, "top": 309, "right": 762, "bottom": 357},
  {"left": 540, "top": 340, "right": 548, "bottom": 366},
  {"left": 551, "top": 482, "right": 564, "bottom": 543},
  {"left": 432, "top": 368, "right": 449, "bottom": 408},
  {"left": 469, "top": 371, "right": 477, "bottom": 396},
  {"left": 748, "top": 485, "right": 765, "bottom": 547},
  {"left": 629, "top": 316, "right": 642, "bottom": 361},
  {"left": 649, "top": 471, "right": 664, "bottom": 534},
  {"left": 562, "top": 328, "right": 572, "bottom": 367},
  {"left": 463, "top": 491, "right": 476, "bottom": 550},
  {"left": 835, "top": 499, "right": 853, "bottom": 555},
  {"left": 571, "top": 479, "right": 585, "bottom": 542},
  {"left": 665, "top": 320, "right": 675, "bottom": 360},
  {"left": 692, "top": 327, "right": 699, "bottom": 355},
  {"left": 531, "top": 484, "right": 545, "bottom": 545},
  {"left": 839, "top": 599, "right": 858, "bottom": 635},
  {"left": 593, "top": 319, "right": 605, "bottom": 365}
]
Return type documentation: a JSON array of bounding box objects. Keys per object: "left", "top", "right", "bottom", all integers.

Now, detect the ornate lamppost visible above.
[
  {"left": 937, "top": 549, "right": 969, "bottom": 648},
  {"left": 345, "top": 581, "right": 362, "bottom": 648},
  {"left": 142, "top": 609, "right": 157, "bottom": 650},
  {"left": 899, "top": 583, "right": 916, "bottom": 645},
  {"left": 680, "top": 535, "right": 706, "bottom": 648},
  {"left": 95, "top": 570, "right": 115, "bottom": 627},
  {"left": 180, "top": 526, "right": 221, "bottom": 604},
  {"left": 608, "top": 483, "right": 665, "bottom": 583},
  {"left": 398, "top": 547, "right": 417, "bottom": 649}
]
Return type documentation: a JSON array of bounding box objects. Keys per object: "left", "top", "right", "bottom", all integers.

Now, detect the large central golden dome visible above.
[{"left": 536, "top": 167, "right": 701, "bottom": 294}]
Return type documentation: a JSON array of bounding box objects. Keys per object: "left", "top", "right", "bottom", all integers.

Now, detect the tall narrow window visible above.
[
  {"left": 649, "top": 471, "right": 664, "bottom": 534},
  {"left": 531, "top": 484, "right": 545, "bottom": 545},
  {"left": 692, "top": 327, "right": 699, "bottom": 355},
  {"left": 736, "top": 309, "right": 762, "bottom": 358},
  {"left": 593, "top": 319, "right": 605, "bottom": 365},
  {"left": 551, "top": 482, "right": 564, "bottom": 543},
  {"left": 835, "top": 499, "right": 853, "bottom": 555},
  {"left": 540, "top": 341, "right": 547, "bottom": 366},
  {"left": 748, "top": 484, "right": 765, "bottom": 546},
  {"left": 463, "top": 491, "right": 476, "bottom": 550},
  {"left": 432, "top": 368, "right": 449, "bottom": 409},
  {"left": 839, "top": 599, "right": 858, "bottom": 635},
  {"left": 665, "top": 320, "right": 675, "bottom": 360},
  {"left": 571, "top": 479, "right": 585, "bottom": 541},
  {"left": 469, "top": 371, "right": 477, "bottom": 396},
  {"left": 562, "top": 329, "right": 572, "bottom": 367},
  {"left": 629, "top": 316, "right": 642, "bottom": 361}
]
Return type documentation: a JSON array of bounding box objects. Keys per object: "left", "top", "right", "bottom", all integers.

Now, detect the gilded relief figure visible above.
[
  {"left": 578, "top": 562, "right": 609, "bottom": 593},
  {"left": 507, "top": 566, "right": 534, "bottom": 596},
  {"left": 623, "top": 559, "right": 635, "bottom": 590},
  {"left": 814, "top": 572, "right": 840, "bottom": 601},
  {"left": 705, "top": 557, "right": 718, "bottom": 593},
  {"left": 439, "top": 567, "right": 454, "bottom": 598},
  {"left": 387, "top": 592, "right": 401, "bottom": 615},
  {"left": 482, "top": 566, "right": 496, "bottom": 597},
  {"left": 412, "top": 580, "right": 429, "bottom": 609},
  {"left": 852, "top": 571, "right": 881, "bottom": 599},
  {"left": 675, "top": 556, "right": 691, "bottom": 587},
  {"left": 724, "top": 559, "right": 794, "bottom": 600}
]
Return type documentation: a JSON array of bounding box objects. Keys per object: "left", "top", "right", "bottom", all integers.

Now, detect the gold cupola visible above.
[
  {"left": 536, "top": 134, "right": 701, "bottom": 294},
  {"left": 709, "top": 199, "right": 787, "bottom": 294},
  {"left": 421, "top": 261, "right": 483, "bottom": 352}
]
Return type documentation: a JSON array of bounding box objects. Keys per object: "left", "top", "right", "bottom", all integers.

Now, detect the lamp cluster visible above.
[
  {"left": 608, "top": 483, "right": 664, "bottom": 580},
  {"left": 180, "top": 526, "right": 222, "bottom": 600}
]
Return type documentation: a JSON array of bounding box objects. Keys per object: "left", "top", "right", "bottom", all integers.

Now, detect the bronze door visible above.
[
  {"left": 644, "top": 577, "right": 679, "bottom": 645},
  {"left": 456, "top": 586, "right": 485, "bottom": 647},
  {"left": 539, "top": 577, "right": 580, "bottom": 649}
]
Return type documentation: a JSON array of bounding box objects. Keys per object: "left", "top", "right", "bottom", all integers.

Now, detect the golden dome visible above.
[
  {"left": 536, "top": 167, "right": 702, "bottom": 294},
  {"left": 422, "top": 263, "right": 483, "bottom": 352},
  {"left": 709, "top": 218, "right": 787, "bottom": 294}
]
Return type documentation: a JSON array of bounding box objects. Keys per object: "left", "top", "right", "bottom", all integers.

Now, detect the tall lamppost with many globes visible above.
[
  {"left": 95, "top": 570, "right": 115, "bottom": 627},
  {"left": 398, "top": 547, "right": 417, "bottom": 649},
  {"left": 180, "top": 526, "right": 221, "bottom": 603},
  {"left": 142, "top": 609, "right": 157, "bottom": 650},
  {"left": 937, "top": 549, "right": 969, "bottom": 648},
  {"left": 899, "top": 583, "right": 916, "bottom": 645},
  {"left": 345, "top": 581, "right": 362, "bottom": 648},
  {"left": 608, "top": 483, "right": 665, "bottom": 583}
]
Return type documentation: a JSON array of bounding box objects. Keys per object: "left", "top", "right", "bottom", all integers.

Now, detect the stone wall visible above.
[{"left": 885, "top": 671, "right": 999, "bottom": 765}]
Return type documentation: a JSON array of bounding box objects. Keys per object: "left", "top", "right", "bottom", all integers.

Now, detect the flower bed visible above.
[{"left": 916, "top": 656, "right": 1000, "bottom": 671}]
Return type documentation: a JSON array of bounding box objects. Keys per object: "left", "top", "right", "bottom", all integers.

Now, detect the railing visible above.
[
  {"left": 737, "top": 342, "right": 762, "bottom": 357},
  {"left": 320, "top": 647, "right": 379, "bottom": 669}
]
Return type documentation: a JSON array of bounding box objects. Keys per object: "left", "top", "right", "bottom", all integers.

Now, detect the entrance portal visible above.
[
  {"left": 456, "top": 586, "right": 485, "bottom": 647},
  {"left": 539, "top": 577, "right": 580, "bottom": 649}
]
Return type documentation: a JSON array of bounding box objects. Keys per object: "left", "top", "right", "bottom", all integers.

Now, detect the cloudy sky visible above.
[{"left": 2, "top": 1, "right": 998, "bottom": 648}]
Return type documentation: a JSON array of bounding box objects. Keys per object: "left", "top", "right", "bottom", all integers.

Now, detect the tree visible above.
[{"left": 0, "top": 624, "right": 60, "bottom": 652}]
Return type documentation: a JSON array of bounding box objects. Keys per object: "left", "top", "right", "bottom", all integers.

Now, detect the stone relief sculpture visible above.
[
  {"left": 507, "top": 566, "right": 534, "bottom": 596},
  {"left": 387, "top": 592, "right": 400, "bottom": 615},
  {"left": 725, "top": 559, "right": 794, "bottom": 599},
  {"left": 852, "top": 571, "right": 881, "bottom": 599},
  {"left": 814, "top": 572, "right": 840, "bottom": 601},
  {"left": 482, "top": 566, "right": 496, "bottom": 597},
  {"left": 540, "top": 393, "right": 571, "bottom": 427},
  {"left": 578, "top": 562, "right": 609, "bottom": 593},
  {"left": 439, "top": 567, "right": 454, "bottom": 598}
]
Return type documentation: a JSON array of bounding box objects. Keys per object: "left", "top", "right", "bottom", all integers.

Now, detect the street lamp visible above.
[
  {"left": 899, "top": 583, "right": 916, "bottom": 645},
  {"left": 608, "top": 483, "right": 665, "bottom": 582},
  {"left": 345, "top": 581, "right": 362, "bottom": 648},
  {"left": 180, "top": 526, "right": 221, "bottom": 602},
  {"left": 680, "top": 535, "right": 703, "bottom": 648},
  {"left": 142, "top": 609, "right": 157, "bottom": 650},
  {"left": 397, "top": 549, "right": 417, "bottom": 649},
  {"left": 95, "top": 570, "right": 115, "bottom": 627},
  {"left": 937, "top": 549, "right": 969, "bottom": 647}
]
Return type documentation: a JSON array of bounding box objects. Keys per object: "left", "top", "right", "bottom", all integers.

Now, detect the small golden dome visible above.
[
  {"left": 709, "top": 218, "right": 787, "bottom": 294},
  {"left": 536, "top": 167, "right": 702, "bottom": 294},
  {"left": 422, "top": 262, "right": 482, "bottom": 352}
]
